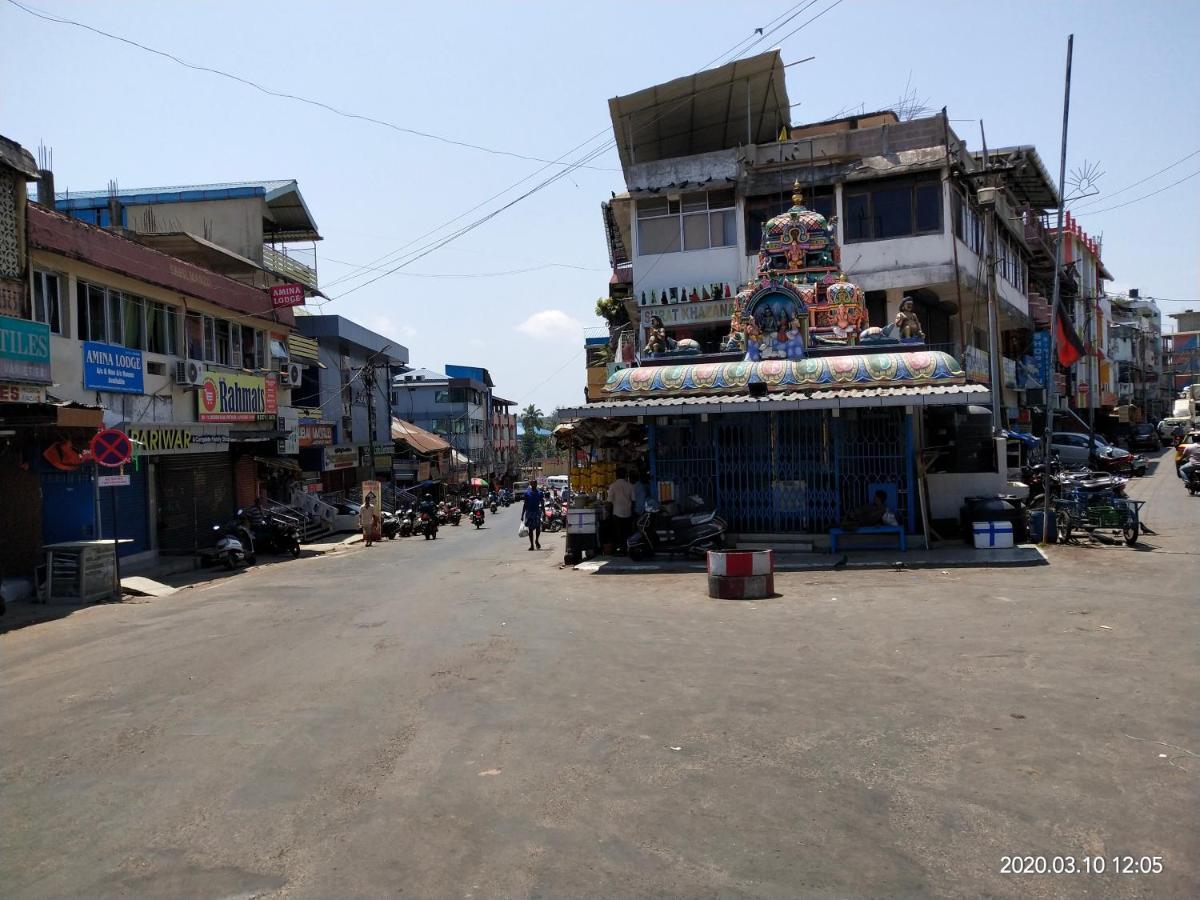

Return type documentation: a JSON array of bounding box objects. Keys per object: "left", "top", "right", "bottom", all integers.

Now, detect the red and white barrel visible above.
[{"left": 706, "top": 549, "right": 774, "bottom": 600}]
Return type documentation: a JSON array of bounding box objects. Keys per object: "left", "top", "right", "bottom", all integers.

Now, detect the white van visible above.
[{"left": 545, "top": 475, "right": 569, "bottom": 493}]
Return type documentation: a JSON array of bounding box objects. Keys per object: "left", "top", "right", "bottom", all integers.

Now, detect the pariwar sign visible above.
[
  {"left": 197, "top": 371, "right": 278, "bottom": 422},
  {"left": 0, "top": 315, "right": 51, "bottom": 384},
  {"left": 271, "top": 283, "right": 306, "bottom": 309},
  {"left": 125, "top": 423, "right": 231, "bottom": 455},
  {"left": 361, "top": 480, "right": 382, "bottom": 543},
  {"left": 82, "top": 342, "right": 144, "bottom": 394}
]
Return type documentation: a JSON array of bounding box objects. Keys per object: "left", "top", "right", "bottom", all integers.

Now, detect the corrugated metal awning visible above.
[
  {"left": 287, "top": 333, "right": 320, "bottom": 362},
  {"left": 562, "top": 383, "right": 991, "bottom": 419}
]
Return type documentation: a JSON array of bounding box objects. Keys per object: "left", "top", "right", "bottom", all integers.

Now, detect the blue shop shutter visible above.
[
  {"left": 97, "top": 465, "right": 150, "bottom": 556},
  {"left": 40, "top": 467, "right": 96, "bottom": 546}
]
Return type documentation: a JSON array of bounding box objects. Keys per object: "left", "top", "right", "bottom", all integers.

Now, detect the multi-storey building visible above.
[
  {"left": 1164, "top": 309, "right": 1200, "bottom": 404},
  {"left": 1108, "top": 289, "right": 1164, "bottom": 421}
]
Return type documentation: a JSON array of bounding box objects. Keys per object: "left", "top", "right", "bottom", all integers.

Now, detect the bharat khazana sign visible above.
[{"left": 83, "top": 342, "right": 144, "bottom": 394}]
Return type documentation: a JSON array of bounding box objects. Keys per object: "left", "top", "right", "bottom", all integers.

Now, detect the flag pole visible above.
[{"left": 1042, "top": 34, "right": 1074, "bottom": 543}]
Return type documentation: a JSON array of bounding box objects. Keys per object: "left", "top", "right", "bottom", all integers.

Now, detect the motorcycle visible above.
[
  {"left": 470, "top": 507, "right": 485, "bottom": 529},
  {"left": 198, "top": 514, "right": 256, "bottom": 570},
  {"left": 1183, "top": 467, "right": 1200, "bottom": 496},
  {"left": 447, "top": 507, "right": 462, "bottom": 526},
  {"left": 543, "top": 503, "right": 565, "bottom": 533},
  {"left": 1022, "top": 458, "right": 1128, "bottom": 505},
  {"left": 398, "top": 508, "right": 415, "bottom": 537},
  {"left": 436, "top": 503, "right": 451, "bottom": 526},
  {"left": 252, "top": 513, "right": 302, "bottom": 558},
  {"left": 381, "top": 510, "right": 401, "bottom": 540},
  {"left": 627, "top": 496, "right": 727, "bottom": 561},
  {"left": 420, "top": 509, "right": 439, "bottom": 540}
]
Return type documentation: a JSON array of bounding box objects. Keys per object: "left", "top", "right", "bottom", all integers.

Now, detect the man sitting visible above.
[{"left": 840, "top": 490, "right": 898, "bottom": 530}]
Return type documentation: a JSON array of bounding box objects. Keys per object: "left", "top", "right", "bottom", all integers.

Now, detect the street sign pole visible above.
[{"left": 110, "top": 472, "right": 121, "bottom": 601}]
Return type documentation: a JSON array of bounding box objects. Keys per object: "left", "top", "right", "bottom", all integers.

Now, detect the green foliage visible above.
[{"left": 594, "top": 296, "right": 629, "bottom": 327}]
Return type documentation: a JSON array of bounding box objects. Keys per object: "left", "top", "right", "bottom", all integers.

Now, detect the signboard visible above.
[
  {"left": 418, "top": 461, "right": 431, "bottom": 481},
  {"left": 277, "top": 430, "right": 300, "bottom": 455},
  {"left": 1002, "top": 357, "right": 1017, "bottom": 389},
  {"left": 1032, "top": 330, "right": 1051, "bottom": 391},
  {"left": 0, "top": 383, "right": 46, "bottom": 403},
  {"left": 82, "top": 342, "right": 145, "bottom": 394},
  {"left": 373, "top": 452, "right": 394, "bottom": 472},
  {"left": 0, "top": 315, "right": 51, "bottom": 384},
  {"left": 125, "top": 423, "right": 231, "bottom": 455},
  {"left": 270, "top": 283, "right": 306, "bottom": 309},
  {"left": 98, "top": 474, "right": 130, "bottom": 487},
  {"left": 640, "top": 298, "right": 736, "bottom": 326},
  {"left": 361, "top": 480, "right": 382, "bottom": 542},
  {"left": 964, "top": 346, "right": 991, "bottom": 383},
  {"left": 298, "top": 423, "right": 334, "bottom": 447},
  {"left": 197, "top": 371, "right": 278, "bottom": 422},
  {"left": 324, "top": 445, "right": 358, "bottom": 470},
  {"left": 90, "top": 429, "right": 133, "bottom": 468}
]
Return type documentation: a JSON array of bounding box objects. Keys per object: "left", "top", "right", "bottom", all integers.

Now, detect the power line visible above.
[
  {"left": 1071, "top": 148, "right": 1200, "bottom": 209},
  {"left": 321, "top": 258, "right": 605, "bottom": 278},
  {"left": 1073, "top": 168, "right": 1200, "bottom": 215},
  {"left": 4, "top": 0, "right": 618, "bottom": 173}
]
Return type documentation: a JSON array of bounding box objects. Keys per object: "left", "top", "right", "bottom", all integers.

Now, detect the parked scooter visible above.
[
  {"left": 627, "top": 496, "right": 727, "bottom": 561},
  {"left": 198, "top": 514, "right": 256, "bottom": 570},
  {"left": 381, "top": 510, "right": 401, "bottom": 540},
  {"left": 398, "top": 508, "right": 415, "bottom": 537},
  {"left": 470, "top": 507, "right": 485, "bottom": 529},
  {"left": 543, "top": 502, "right": 565, "bottom": 533}
]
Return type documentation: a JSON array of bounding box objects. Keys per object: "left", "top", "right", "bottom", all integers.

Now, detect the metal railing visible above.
[{"left": 262, "top": 245, "right": 318, "bottom": 290}]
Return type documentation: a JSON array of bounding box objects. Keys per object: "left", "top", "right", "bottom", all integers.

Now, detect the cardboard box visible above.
[{"left": 972, "top": 521, "right": 1014, "bottom": 549}]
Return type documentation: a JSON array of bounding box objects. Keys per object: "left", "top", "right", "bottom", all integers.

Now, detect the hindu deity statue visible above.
[
  {"left": 894, "top": 297, "right": 925, "bottom": 340},
  {"left": 643, "top": 315, "right": 668, "bottom": 354}
]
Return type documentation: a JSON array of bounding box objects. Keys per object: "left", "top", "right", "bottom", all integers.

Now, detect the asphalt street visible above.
[{"left": 2, "top": 455, "right": 1197, "bottom": 898}]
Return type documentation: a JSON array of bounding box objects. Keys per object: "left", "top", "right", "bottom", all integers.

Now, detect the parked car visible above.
[
  {"left": 1128, "top": 423, "right": 1163, "bottom": 451},
  {"left": 329, "top": 500, "right": 362, "bottom": 534},
  {"left": 1049, "top": 432, "right": 1139, "bottom": 473},
  {"left": 1158, "top": 417, "right": 1191, "bottom": 443}
]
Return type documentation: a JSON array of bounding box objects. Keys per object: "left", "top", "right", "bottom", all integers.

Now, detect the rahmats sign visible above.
[{"left": 197, "top": 371, "right": 278, "bottom": 423}]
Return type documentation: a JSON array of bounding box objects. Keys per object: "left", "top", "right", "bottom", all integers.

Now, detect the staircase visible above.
[{"left": 287, "top": 490, "right": 337, "bottom": 543}]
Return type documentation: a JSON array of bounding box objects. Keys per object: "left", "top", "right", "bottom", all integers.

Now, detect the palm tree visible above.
[
  {"left": 520, "top": 404, "right": 544, "bottom": 465},
  {"left": 521, "top": 404, "right": 544, "bottom": 433}
]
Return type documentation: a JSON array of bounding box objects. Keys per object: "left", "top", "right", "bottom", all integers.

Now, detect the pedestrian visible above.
[
  {"left": 522, "top": 481, "right": 545, "bottom": 550},
  {"left": 361, "top": 496, "right": 377, "bottom": 547},
  {"left": 607, "top": 466, "right": 636, "bottom": 552},
  {"left": 633, "top": 469, "right": 652, "bottom": 516}
]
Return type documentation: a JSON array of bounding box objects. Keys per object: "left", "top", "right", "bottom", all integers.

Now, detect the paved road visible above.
[{"left": 2, "top": 462, "right": 1197, "bottom": 898}]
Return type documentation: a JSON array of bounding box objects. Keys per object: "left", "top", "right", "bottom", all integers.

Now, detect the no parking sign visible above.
[{"left": 90, "top": 429, "right": 133, "bottom": 468}]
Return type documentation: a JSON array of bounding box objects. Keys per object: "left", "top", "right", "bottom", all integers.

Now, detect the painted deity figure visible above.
[
  {"left": 722, "top": 311, "right": 747, "bottom": 353},
  {"left": 743, "top": 317, "right": 763, "bottom": 362},
  {"left": 643, "top": 315, "right": 668, "bottom": 354},
  {"left": 784, "top": 229, "right": 806, "bottom": 270},
  {"left": 894, "top": 297, "right": 925, "bottom": 340},
  {"left": 784, "top": 312, "right": 807, "bottom": 359}
]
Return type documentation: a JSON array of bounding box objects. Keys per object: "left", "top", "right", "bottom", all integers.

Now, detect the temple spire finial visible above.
[{"left": 791, "top": 180, "right": 804, "bottom": 207}]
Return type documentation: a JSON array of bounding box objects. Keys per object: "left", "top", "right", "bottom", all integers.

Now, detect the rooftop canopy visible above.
[{"left": 608, "top": 50, "right": 790, "bottom": 172}]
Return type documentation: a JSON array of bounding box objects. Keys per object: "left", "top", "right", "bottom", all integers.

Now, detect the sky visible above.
[{"left": 3, "top": 0, "right": 1198, "bottom": 413}]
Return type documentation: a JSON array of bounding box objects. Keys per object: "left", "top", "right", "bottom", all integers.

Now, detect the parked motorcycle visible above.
[
  {"left": 627, "top": 496, "right": 727, "bottom": 561},
  {"left": 380, "top": 510, "right": 401, "bottom": 540},
  {"left": 470, "top": 507, "right": 485, "bottom": 529},
  {"left": 198, "top": 514, "right": 256, "bottom": 570},
  {"left": 253, "top": 513, "right": 302, "bottom": 558},
  {"left": 543, "top": 503, "right": 565, "bottom": 533},
  {"left": 398, "top": 508, "right": 415, "bottom": 537},
  {"left": 447, "top": 507, "right": 462, "bottom": 526}
]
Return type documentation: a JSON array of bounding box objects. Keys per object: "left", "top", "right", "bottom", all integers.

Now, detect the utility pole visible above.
[
  {"left": 1085, "top": 295, "right": 1096, "bottom": 451},
  {"left": 982, "top": 190, "right": 1004, "bottom": 434},
  {"left": 362, "top": 360, "right": 377, "bottom": 479},
  {"left": 1042, "top": 34, "right": 1074, "bottom": 544}
]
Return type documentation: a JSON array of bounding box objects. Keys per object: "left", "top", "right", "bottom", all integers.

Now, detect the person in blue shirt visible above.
[
  {"left": 521, "top": 483, "right": 545, "bottom": 550},
  {"left": 633, "top": 469, "right": 652, "bottom": 516}
]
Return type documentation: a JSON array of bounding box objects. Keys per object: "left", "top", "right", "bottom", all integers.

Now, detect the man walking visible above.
[{"left": 522, "top": 482, "right": 545, "bottom": 551}]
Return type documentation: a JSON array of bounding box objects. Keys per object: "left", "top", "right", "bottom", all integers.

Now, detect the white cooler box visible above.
[
  {"left": 972, "top": 520, "right": 1014, "bottom": 549},
  {"left": 566, "top": 507, "right": 599, "bottom": 535}
]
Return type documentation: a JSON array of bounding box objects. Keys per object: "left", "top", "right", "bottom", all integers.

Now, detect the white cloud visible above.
[
  {"left": 367, "top": 314, "right": 417, "bottom": 342},
  {"left": 515, "top": 309, "right": 583, "bottom": 342}
]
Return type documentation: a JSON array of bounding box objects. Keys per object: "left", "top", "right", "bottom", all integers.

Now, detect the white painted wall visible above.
[{"left": 626, "top": 149, "right": 739, "bottom": 190}]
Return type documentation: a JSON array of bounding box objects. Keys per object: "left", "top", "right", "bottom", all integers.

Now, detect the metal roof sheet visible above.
[{"left": 562, "top": 383, "right": 990, "bottom": 419}]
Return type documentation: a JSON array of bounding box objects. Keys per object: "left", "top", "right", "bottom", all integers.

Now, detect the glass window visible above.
[
  {"left": 637, "top": 217, "right": 681, "bottom": 255},
  {"left": 230, "top": 324, "right": 242, "bottom": 367},
  {"left": 636, "top": 198, "right": 669, "bottom": 219},
  {"left": 202, "top": 315, "right": 216, "bottom": 362},
  {"left": 215, "top": 319, "right": 231, "bottom": 366},
  {"left": 915, "top": 183, "right": 942, "bottom": 233},
  {"left": 844, "top": 176, "right": 943, "bottom": 242},
  {"left": 681, "top": 192, "right": 708, "bottom": 213},
  {"left": 707, "top": 188, "right": 735, "bottom": 209},
  {"left": 682, "top": 212, "right": 710, "bottom": 250},
  {"left": 105, "top": 290, "right": 123, "bottom": 346},
  {"left": 31, "top": 271, "right": 64, "bottom": 335},
  {"left": 434, "top": 390, "right": 450, "bottom": 404},
  {"left": 871, "top": 185, "right": 913, "bottom": 239},
  {"left": 123, "top": 295, "right": 144, "bottom": 349},
  {"left": 844, "top": 193, "right": 870, "bottom": 241},
  {"left": 163, "top": 305, "right": 178, "bottom": 356},
  {"left": 80, "top": 283, "right": 108, "bottom": 342},
  {"left": 185, "top": 311, "right": 204, "bottom": 360}
]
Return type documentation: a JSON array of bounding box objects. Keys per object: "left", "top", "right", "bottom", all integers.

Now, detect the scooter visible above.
[
  {"left": 397, "top": 508, "right": 415, "bottom": 537},
  {"left": 627, "top": 496, "right": 727, "bottom": 561},
  {"left": 470, "top": 507, "right": 485, "bottom": 529},
  {"left": 381, "top": 510, "right": 401, "bottom": 540},
  {"left": 198, "top": 515, "right": 256, "bottom": 570}
]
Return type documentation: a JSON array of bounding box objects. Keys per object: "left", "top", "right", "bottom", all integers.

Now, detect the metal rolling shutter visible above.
[
  {"left": 156, "top": 454, "right": 234, "bottom": 553},
  {"left": 98, "top": 463, "right": 150, "bottom": 555}
]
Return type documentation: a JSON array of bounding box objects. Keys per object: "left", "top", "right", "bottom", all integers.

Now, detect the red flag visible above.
[{"left": 1054, "top": 303, "right": 1085, "bottom": 367}]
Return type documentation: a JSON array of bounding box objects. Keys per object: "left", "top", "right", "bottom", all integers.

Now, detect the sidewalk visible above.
[
  {"left": 1, "top": 533, "right": 365, "bottom": 634},
  {"left": 574, "top": 543, "right": 1048, "bottom": 574}
]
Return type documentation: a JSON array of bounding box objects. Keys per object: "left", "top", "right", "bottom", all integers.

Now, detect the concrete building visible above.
[
  {"left": 1165, "top": 309, "right": 1200, "bottom": 399},
  {"left": 1108, "top": 289, "right": 1164, "bottom": 421},
  {"left": 598, "top": 53, "right": 1056, "bottom": 425},
  {"left": 391, "top": 364, "right": 512, "bottom": 487},
  {"left": 292, "top": 314, "right": 409, "bottom": 493}
]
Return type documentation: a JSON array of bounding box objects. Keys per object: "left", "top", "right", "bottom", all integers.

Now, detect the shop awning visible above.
[
  {"left": 254, "top": 456, "right": 301, "bottom": 472},
  {"left": 561, "top": 383, "right": 992, "bottom": 419}
]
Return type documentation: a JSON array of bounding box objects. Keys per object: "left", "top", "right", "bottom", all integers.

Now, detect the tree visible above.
[{"left": 520, "top": 404, "right": 544, "bottom": 465}]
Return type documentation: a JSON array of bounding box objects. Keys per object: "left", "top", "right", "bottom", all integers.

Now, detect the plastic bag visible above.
[{"left": 519, "top": 524, "right": 529, "bottom": 538}]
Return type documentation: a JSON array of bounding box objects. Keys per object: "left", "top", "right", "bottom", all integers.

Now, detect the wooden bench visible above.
[{"left": 828, "top": 524, "right": 907, "bottom": 553}]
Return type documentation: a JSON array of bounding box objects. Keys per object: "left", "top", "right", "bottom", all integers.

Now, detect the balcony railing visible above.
[{"left": 263, "top": 245, "right": 318, "bottom": 290}]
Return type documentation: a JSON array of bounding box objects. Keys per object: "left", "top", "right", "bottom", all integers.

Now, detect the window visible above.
[
  {"left": 185, "top": 311, "right": 204, "bottom": 360},
  {"left": 952, "top": 191, "right": 984, "bottom": 255},
  {"left": 215, "top": 319, "right": 232, "bottom": 367},
  {"left": 434, "top": 390, "right": 450, "bottom": 404},
  {"left": 203, "top": 316, "right": 216, "bottom": 362},
  {"left": 31, "top": 270, "right": 64, "bottom": 335},
  {"left": 146, "top": 302, "right": 179, "bottom": 355},
  {"left": 122, "top": 295, "right": 145, "bottom": 349},
  {"left": 240, "top": 325, "right": 265, "bottom": 369},
  {"left": 844, "top": 176, "right": 942, "bottom": 242},
  {"left": 76, "top": 281, "right": 136, "bottom": 345},
  {"left": 636, "top": 190, "right": 736, "bottom": 256},
  {"left": 744, "top": 189, "right": 835, "bottom": 253}
]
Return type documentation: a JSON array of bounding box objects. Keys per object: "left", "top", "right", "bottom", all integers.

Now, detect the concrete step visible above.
[{"left": 736, "top": 541, "right": 815, "bottom": 552}]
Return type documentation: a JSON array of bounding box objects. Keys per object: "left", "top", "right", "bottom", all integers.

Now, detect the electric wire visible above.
[
  {"left": 4, "top": 0, "right": 618, "bottom": 173},
  {"left": 1073, "top": 168, "right": 1200, "bottom": 216},
  {"left": 1070, "top": 148, "right": 1200, "bottom": 210}
]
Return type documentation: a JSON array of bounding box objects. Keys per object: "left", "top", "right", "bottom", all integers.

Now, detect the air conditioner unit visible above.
[
  {"left": 279, "top": 361, "right": 303, "bottom": 386},
  {"left": 175, "top": 359, "right": 206, "bottom": 387}
]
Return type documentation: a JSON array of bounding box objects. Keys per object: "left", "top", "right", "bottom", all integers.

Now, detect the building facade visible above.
[{"left": 1165, "top": 309, "right": 1200, "bottom": 400}]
